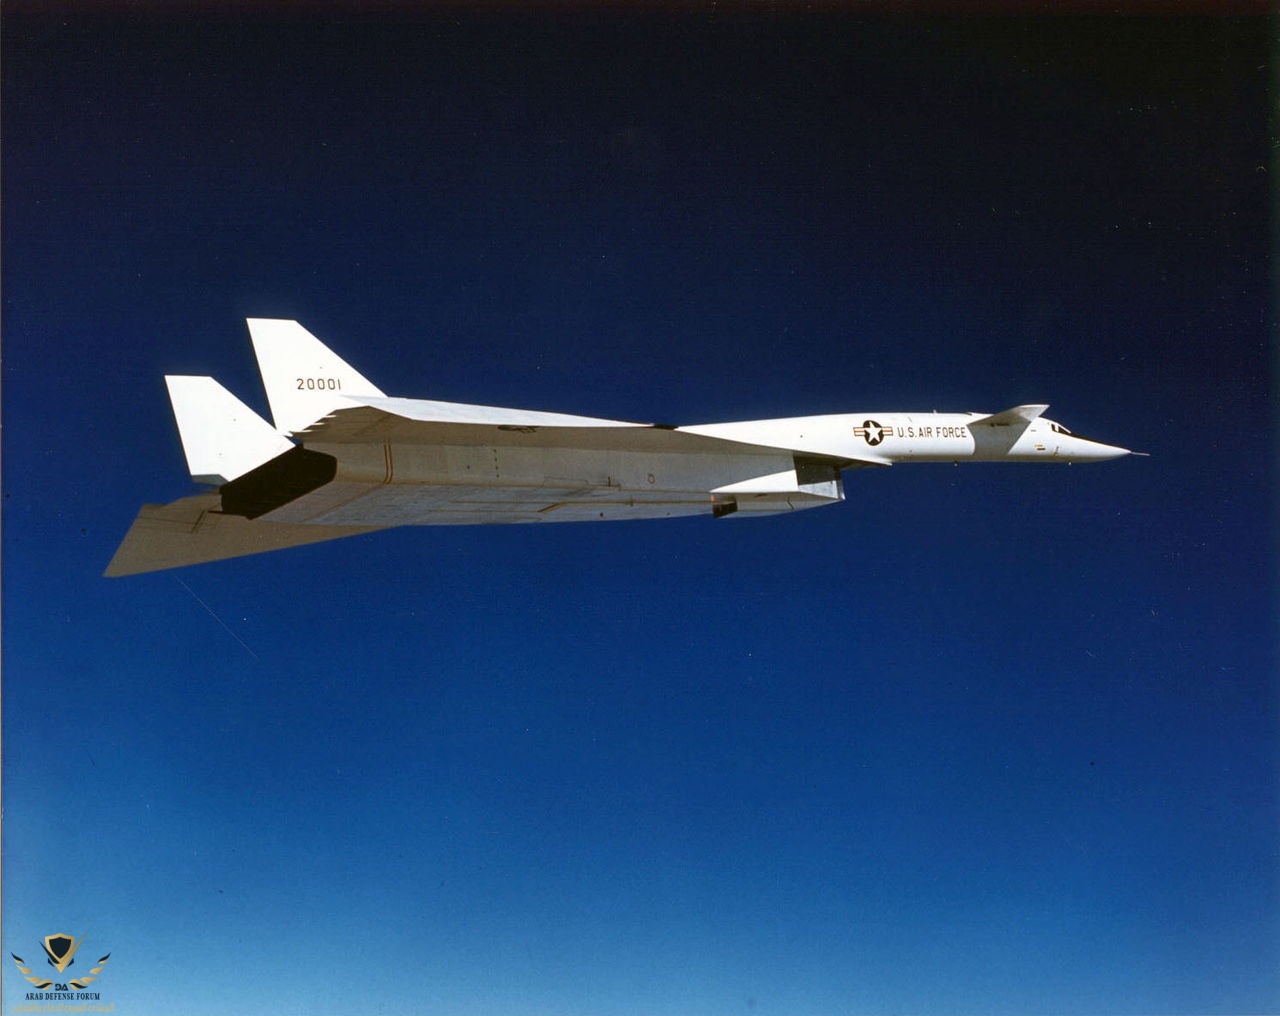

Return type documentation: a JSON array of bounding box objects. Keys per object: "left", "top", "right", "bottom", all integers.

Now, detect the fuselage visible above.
[{"left": 680, "top": 411, "right": 1132, "bottom": 465}]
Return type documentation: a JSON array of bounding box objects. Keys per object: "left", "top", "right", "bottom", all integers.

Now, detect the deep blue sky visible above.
[{"left": 3, "top": 8, "right": 1274, "bottom": 1015}]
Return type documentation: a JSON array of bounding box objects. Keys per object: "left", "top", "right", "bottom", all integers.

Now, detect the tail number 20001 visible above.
[{"left": 297, "top": 377, "right": 342, "bottom": 391}]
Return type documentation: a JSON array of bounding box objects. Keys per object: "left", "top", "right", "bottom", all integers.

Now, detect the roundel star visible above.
[{"left": 855, "top": 419, "right": 888, "bottom": 446}]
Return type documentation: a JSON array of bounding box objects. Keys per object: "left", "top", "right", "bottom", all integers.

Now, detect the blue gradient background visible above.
[{"left": 3, "top": 8, "right": 1275, "bottom": 1015}]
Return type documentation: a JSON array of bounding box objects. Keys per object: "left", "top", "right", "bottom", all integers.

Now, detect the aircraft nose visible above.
[{"left": 1077, "top": 438, "right": 1134, "bottom": 461}]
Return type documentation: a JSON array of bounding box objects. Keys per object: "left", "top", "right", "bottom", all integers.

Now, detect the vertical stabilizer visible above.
[
  {"left": 165, "top": 375, "right": 295, "bottom": 484},
  {"left": 246, "top": 318, "right": 385, "bottom": 435}
]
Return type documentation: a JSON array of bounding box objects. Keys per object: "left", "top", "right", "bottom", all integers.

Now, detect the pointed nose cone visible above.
[
  {"left": 1074, "top": 437, "right": 1136, "bottom": 461},
  {"left": 1096, "top": 442, "right": 1132, "bottom": 460}
]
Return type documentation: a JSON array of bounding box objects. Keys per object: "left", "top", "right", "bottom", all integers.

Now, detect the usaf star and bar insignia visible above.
[{"left": 854, "top": 419, "right": 890, "bottom": 446}]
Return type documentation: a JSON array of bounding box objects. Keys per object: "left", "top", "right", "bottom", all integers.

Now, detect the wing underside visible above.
[
  {"left": 104, "top": 495, "right": 385, "bottom": 577},
  {"left": 107, "top": 402, "right": 861, "bottom": 575}
]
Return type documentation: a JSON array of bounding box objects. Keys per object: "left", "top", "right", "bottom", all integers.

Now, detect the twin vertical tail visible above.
[
  {"left": 165, "top": 319, "right": 385, "bottom": 485},
  {"left": 245, "top": 318, "right": 385, "bottom": 435},
  {"left": 164, "top": 375, "right": 294, "bottom": 484},
  {"left": 105, "top": 320, "right": 389, "bottom": 577}
]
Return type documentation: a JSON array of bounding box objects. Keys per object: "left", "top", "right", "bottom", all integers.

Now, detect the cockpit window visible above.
[{"left": 1050, "top": 423, "right": 1072, "bottom": 435}]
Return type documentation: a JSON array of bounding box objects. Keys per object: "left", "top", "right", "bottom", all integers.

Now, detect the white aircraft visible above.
[{"left": 105, "top": 319, "right": 1136, "bottom": 576}]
